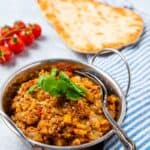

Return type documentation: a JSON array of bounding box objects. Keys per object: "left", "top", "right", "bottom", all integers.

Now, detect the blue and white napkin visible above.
[{"left": 87, "top": 7, "right": 150, "bottom": 150}]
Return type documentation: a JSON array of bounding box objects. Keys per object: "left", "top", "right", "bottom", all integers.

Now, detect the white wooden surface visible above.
[{"left": 0, "top": 0, "right": 149, "bottom": 149}]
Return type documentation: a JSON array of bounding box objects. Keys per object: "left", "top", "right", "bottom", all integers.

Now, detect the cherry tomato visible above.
[
  {"left": 13, "top": 21, "right": 26, "bottom": 35},
  {"left": 8, "top": 36, "right": 25, "bottom": 54},
  {"left": 13, "top": 21, "right": 26, "bottom": 29},
  {"left": 19, "top": 29, "right": 35, "bottom": 45},
  {"left": 0, "top": 46, "right": 13, "bottom": 63},
  {"left": 0, "top": 40, "right": 5, "bottom": 45},
  {"left": 29, "top": 24, "right": 42, "bottom": 39},
  {"left": 0, "top": 25, "right": 12, "bottom": 36}
]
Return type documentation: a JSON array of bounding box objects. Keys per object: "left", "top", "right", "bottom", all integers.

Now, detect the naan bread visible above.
[{"left": 38, "top": 0, "right": 144, "bottom": 53}]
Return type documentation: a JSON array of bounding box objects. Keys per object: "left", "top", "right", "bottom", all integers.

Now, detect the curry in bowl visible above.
[{"left": 9, "top": 66, "right": 119, "bottom": 146}]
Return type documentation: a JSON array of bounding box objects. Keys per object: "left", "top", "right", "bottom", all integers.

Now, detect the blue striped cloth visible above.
[{"left": 87, "top": 9, "right": 150, "bottom": 150}]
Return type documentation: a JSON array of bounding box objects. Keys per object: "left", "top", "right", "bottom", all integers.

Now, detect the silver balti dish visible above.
[{"left": 0, "top": 48, "right": 130, "bottom": 150}]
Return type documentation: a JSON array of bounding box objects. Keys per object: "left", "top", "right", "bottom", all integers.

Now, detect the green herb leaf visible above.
[
  {"left": 28, "top": 85, "right": 37, "bottom": 94},
  {"left": 66, "top": 89, "right": 81, "bottom": 101},
  {"left": 28, "top": 68, "right": 86, "bottom": 100},
  {"left": 37, "top": 76, "right": 46, "bottom": 87},
  {"left": 44, "top": 77, "right": 60, "bottom": 96},
  {"left": 59, "top": 71, "right": 70, "bottom": 81},
  {"left": 57, "top": 79, "right": 69, "bottom": 94},
  {"left": 59, "top": 71, "right": 86, "bottom": 96},
  {"left": 49, "top": 67, "right": 58, "bottom": 77}
]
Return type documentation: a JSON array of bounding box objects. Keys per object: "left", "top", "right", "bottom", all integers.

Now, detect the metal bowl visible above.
[{"left": 0, "top": 49, "right": 129, "bottom": 150}]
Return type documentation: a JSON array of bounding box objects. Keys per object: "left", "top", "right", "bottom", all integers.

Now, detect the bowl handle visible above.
[
  {"left": 90, "top": 48, "right": 131, "bottom": 97},
  {"left": 0, "top": 111, "right": 33, "bottom": 149}
]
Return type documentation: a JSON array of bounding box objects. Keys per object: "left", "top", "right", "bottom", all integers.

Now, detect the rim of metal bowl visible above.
[{"left": 0, "top": 59, "right": 126, "bottom": 150}]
